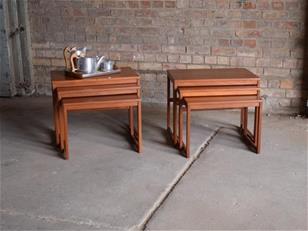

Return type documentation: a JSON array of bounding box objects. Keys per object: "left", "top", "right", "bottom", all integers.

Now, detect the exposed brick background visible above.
[{"left": 28, "top": 0, "right": 306, "bottom": 113}]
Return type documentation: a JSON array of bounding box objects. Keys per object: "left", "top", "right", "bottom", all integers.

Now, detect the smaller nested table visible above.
[{"left": 167, "top": 68, "right": 262, "bottom": 157}]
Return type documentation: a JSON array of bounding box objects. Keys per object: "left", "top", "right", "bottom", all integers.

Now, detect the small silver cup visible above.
[{"left": 103, "top": 60, "right": 115, "bottom": 71}]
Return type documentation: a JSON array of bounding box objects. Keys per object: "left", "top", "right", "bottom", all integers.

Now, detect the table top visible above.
[
  {"left": 167, "top": 68, "right": 260, "bottom": 81},
  {"left": 51, "top": 67, "right": 139, "bottom": 82},
  {"left": 51, "top": 67, "right": 140, "bottom": 89}
]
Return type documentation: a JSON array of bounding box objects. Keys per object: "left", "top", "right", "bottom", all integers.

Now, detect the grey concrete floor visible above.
[
  {"left": 1, "top": 96, "right": 307, "bottom": 230},
  {"left": 147, "top": 111, "right": 308, "bottom": 230}
]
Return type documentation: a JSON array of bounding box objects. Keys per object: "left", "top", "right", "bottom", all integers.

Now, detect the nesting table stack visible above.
[
  {"left": 51, "top": 67, "right": 142, "bottom": 160},
  {"left": 167, "top": 68, "right": 263, "bottom": 158}
]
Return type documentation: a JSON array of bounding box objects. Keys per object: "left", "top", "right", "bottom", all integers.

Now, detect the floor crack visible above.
[{"left": 134, "top": 127, "right": 221, "bottom": 231}]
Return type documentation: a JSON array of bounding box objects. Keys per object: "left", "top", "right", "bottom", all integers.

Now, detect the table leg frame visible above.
[
  {"left": 166, "top": 76, "right": 180, "bottom": 147},
  {"left": 178, "top": 105, "right": 262, "bottom": 158},
  {"left": 57, "top": 103, "right": 142, "bottom": 159},
  {"left": 52, "top": 90, "right": 61, "bottom": 147},
  {"left": 240, "top": 104, "right": 262, "bottom": 153},
  {"left": 167, "top": 76, "right": 170, "bottom": 130}
]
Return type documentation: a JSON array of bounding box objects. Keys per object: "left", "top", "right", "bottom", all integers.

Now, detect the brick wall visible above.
[{"left": 28, "top": 0, "right": 306, "bottom": 114}]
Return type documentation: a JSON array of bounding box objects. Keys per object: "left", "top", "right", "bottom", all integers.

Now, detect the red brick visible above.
[
  {"left": 242, "top": 21, "right": 257, "bottom": 29},
  {"left": 179, "top": 55, "right": 192, "bottom": 64},
  {"left": 189, "top": 0, "right": 203, "bottom": 8},
  {"left": 139, "top": 44, "right": 161, "bottom": 52},
  {"left": 128, "top": 1, "right": 139, "bottom": 8},
  {"left": 264, "top": 68, "right": 290, "bottom": 77},
  {"left": 204, "top": 56, "right": 217, "bottom": 64},
  {"left": 230, "top": 57, "right": 256, "bottom": 67},
  {"left": 164, "top": 1, "right": 176, "bottom": 8},
  {"left": 162, "top": 45, "right": 185, "bottom": 54},
  {"left": 243, "top": 2, "right": 256, "bottom": 9},
  {"left": 192, "top": 55, "right": 204, "bottom": 64},
  {"left": 262, "top": 11, "right": 288, "bottom": 19},
  {"left": 268, "top": 79, "right": 280, "bottom": 88},
  {"left": 167, "top": 55, "right": 180, "bottom": 62},
  {"left": 140, "top": 1, "right": 151, "bottom": 8},
  {"left": 216, "top": 0, "right": 230, "bottom": 9},
  {"left": 286, "top": 0, "right": 300, "bottom": 10},
  {"left": 217, "top": 56, "right": 230, "bottom": 65},
  {"left": 274, "top": 21, "right": 299, "bottom": 30},
  {"left": 212, "top": 47, "right": 236, "bottom": 56},
  {"left": 152, "top": 1, "right": 163, "bottom": 8},
  {"left": 286, "top": 90, "right": 301, "bottom": 98},
  {"left": 243, "top": 40, "right": 256, "bottom": 48},
  {"left": 139, "top": 62, "right": 162, "bottom": 70},
  {"left": 258, "top": 0, "right": 270, "bottom": 9},
  {"left": 162, "top": 63, "right": 186, "bottom": 70},
  {"left": 283, "top": 59, "right": 302, "bottom": 69},
  {"left": 235, "top": 30, "right": 262, "bottom": 38},
  {"left": 231, "top": 39, "right": 243, "bottom": 47},
  {"left": 218, "top": 39, "right": 230, "bottom": 47},
  {"left": 272, "top": 0, "right": 284, "bottom": 10},
  {"left": 280, "top": 79, "right": 294, "bottom": 89},
  {"left": 237, "top": 48, "right": 262, "bottom": 57}
]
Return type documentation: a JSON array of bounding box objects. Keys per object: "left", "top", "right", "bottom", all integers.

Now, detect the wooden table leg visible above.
[
  {"left": 178, "top": 103, "right": 183, "bottom": 150},
  {"left": 63, "top": 108, "right": 69, "bottom": 160},
  {"left": 59, "top": 103, "right": 64, "bottom": 152},
  {"left": 186, "top": 106, "right": 191, "bottom": 158},
  {"left": 129, "top": 106, "right": 134, "bottom": 136},
  {"left": 243, "top": 107, "right": 248, "bottom": 136},
  {"left": 173, "top": 88, "right": 178, "bottom": 145},
  {"left": 59, "top": 104, "right": 69, "bottom": 159},
  {"left": 256, "top": 102, "right": 262, "bottom": 153},
  {"left": 254, "top": 106, "right": 258, "bottom": 145},
  {"left": 52, "top": 91, "right": 60, "bottom": 146},
  {"left": 137, "top": 102, "right": 143, "bottom": 153},
  {"left": 240, "top": 108, "right": 244, "bottom": 131},
  {"left": 167, "top": 77, "right": 170, "bottom": 130}
]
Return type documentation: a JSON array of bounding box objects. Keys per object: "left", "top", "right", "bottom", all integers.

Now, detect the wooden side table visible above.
[
  {"left": 51, "top": 67, "right": 142, "bottom": 159},
  {"left": 166, "top": 68, "right": 262, "bottom": 156}
]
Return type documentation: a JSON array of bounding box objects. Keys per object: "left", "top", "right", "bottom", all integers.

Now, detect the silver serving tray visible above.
[{"left": 66, "top": 68, "right": 121, "bottom": 79}]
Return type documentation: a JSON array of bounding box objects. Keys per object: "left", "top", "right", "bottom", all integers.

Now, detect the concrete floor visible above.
[
  {"left": 1, "top": 97, "right": 307, "bottom": 230},
  {"left": 147, "top": 113, "right": 307, "bottom": 230}
]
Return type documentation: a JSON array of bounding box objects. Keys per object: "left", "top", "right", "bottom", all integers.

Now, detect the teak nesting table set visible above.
[
  {"left": 167, "top": 68, "right": 262, "bottom": 158},
  {"left": 51, "top": 67, "right": 142, "bottom": 159},
  {"left": 51, "top": 67, "right": 262, "bottom": 160}
]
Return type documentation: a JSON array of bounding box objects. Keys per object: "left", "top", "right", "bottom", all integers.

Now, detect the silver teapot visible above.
[{"left": 77, "top": 56, "right": 105, "bottom": 73}]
